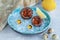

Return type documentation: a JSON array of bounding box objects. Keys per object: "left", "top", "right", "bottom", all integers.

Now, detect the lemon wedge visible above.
[{"left": 36, "top": 7, "right": 46, "bottom": 19}]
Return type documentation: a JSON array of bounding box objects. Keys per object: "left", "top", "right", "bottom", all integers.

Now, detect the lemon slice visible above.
[{"left": 36, "top": 7, "right": 47, "bottom": 19}]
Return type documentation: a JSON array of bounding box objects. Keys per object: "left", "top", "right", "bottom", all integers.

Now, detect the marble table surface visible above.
[{"left": 0, "top": 0, "right": 60, "bottom": 40}]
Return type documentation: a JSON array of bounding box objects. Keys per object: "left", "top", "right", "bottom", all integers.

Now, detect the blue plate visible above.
[{"left": 8, "top": 7, "right": 50, "bottom": 34}]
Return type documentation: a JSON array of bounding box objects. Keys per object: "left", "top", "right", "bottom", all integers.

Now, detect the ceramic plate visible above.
[{"left": 8, "top": 7, "right": 50, "bottom": 34}]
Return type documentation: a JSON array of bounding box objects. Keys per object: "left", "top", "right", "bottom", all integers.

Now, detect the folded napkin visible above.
[
  {"left": 17, "top": 0, "right": 39, "bottom": 7},
  {"left": 0, "top": 0, "right": 19, "bottom": 31}
]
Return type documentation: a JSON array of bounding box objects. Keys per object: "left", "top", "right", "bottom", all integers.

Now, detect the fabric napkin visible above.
[{"left": 0, "top": 0, "right": 19, "bottom": 31}]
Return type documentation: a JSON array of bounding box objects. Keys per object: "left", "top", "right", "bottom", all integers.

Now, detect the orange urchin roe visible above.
[
  {"left": 32, "top": 16, "right": 42, "bottom": 26},
  {"left": 21, "top": 7, "right": 33, "bottom": 19}
]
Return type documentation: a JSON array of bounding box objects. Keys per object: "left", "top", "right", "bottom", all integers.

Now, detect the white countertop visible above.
[{"left": 0, "top": 0, "right": 60, "bottom": 40}]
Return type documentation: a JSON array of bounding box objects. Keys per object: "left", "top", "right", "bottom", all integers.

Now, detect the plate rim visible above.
[{"left": 8, "top": 7, "right": 51, "bottom": 34}]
